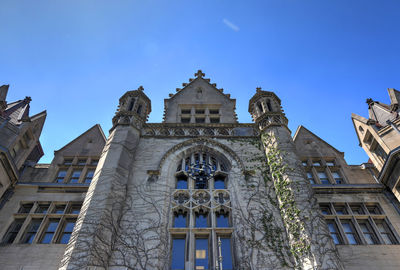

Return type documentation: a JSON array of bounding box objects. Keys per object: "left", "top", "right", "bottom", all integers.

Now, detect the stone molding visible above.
[{"left": 142, "top": 123, "right": 259, "bottom": 138}]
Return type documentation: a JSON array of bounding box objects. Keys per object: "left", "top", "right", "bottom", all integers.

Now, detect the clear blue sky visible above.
[{"left": 1, "top": 0, "right": 399, "bottom": 164}]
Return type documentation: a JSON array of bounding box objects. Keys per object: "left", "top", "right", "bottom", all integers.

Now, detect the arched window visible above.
[
  {"left": 128, "top": 98, "right": 135, "bottom": 111},
  {"left": 257, "top": 102, "right": 263, "bottom": 113},
  {"left": 266, "top": 99, "right": 273, "bottom": 112},
  {"left": 171, "top": 150, "right": 233, "bottom": 269},
  {"left": 136, "top": 104, "right": 143, "bottom": 115}
]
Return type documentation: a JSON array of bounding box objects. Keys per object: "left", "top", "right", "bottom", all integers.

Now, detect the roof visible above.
[
  {"left": 3, "top": 96, "right": 32, "bottom": 125},
  {"left": 293, "top": 125, "right": 344, "bottom": 156}
]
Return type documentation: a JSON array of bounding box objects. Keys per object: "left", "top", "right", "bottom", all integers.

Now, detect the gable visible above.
[
  {"left": 293, "top": 125, "right": 344, "bottom": 158},
  {"left": 55, "top": 124, "right": 106, "bottom": 157},
  {"left": 163, "top": 74, "right": 237, "bottom": 123}
]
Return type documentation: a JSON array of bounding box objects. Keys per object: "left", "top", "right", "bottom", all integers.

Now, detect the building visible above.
[{"left": 0, "top": 71, "right": 399, "bottom": 270}]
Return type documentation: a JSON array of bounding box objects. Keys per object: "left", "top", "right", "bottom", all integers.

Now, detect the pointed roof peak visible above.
[{"left": 194, "top": 69, "right": 205, "bottom": 78}]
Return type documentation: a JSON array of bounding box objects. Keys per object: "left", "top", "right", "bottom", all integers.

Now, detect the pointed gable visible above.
[
  {"left": 55, "top": 124, "right": 106, "bottom": 157},
  {"left": 351, "top": 113, "right": 369, "bottom": 146},
  {"left": 293, "top": 125, "right": 344, "bottom": 158},
  {"left": 388, "top": 88, "right": 400, "bottom": 111},
  {"left": 163, "top": 70, "right": 237, "bottom": 123}
]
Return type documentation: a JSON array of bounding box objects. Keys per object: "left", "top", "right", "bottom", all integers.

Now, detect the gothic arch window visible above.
[
  {"left": 171, "top": 150, "right": 234, "bottom": 270},
  {"left": 257, "top": 101, "right": 263, "bottom": 113},
  {"left": 128, "top": 98, "right": 135, "bottom": 111},
  {"left": 136, "top": 104, "right": 143, "bottom": 115}
]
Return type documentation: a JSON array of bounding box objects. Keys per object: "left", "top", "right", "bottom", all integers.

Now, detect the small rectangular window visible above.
[
  {"left": 77, "top": 159, "right": 87, "bottom": 166},
  {"left": 68, "top": 203, "right": 82, "bottom": 214},
  {"left": 209, "top": 109, "right": 219, "bottom": 114},
  {"left": 2, "top": 219, "right": 25, "bottom": 244},
  {"left": 18, "top": 203, "right": 33, "bottom": 213},
  {"left": 210, "top": 118, "right": 220, "bottom": 123},
  {"left": 334, "top": 205, "right": 347, "bottom": 215},
  {"left": 366, "top": 205, "right": 382, "bottom": 215},
  {"left": 55, "top": 170, "right": 67, "bottom": 183},
  {"left": 171, "top": 238, "right": 186, "bottom": 270},
  {"left": 350, "top": 204, "right": 364, "bottom": 215},
  {"left": 375, "top": 220, "right": 396, "bottom": 244},
  {"left": 84, "top": 170, "right": 94, "bottom": 184},
  {"left": 327, "top": 221, "right": 342, "bottom": 244},
  {"left": 341, "top": 220, "right": 359, "bottom": 244},
  {"left": 58, "top": 219, "right": 76, "bottom": 244},
  {"left": 319, "top": 204, "right": 331, "bottom": 215},
  {"left": 21, "top": 219, "right": 42, "bottom": 244},
  {"left": 90, "top": 159, "right": 99, "bottom": 166},
  {"left": 181, "top": 118, "right": 191, "bottom": 123},
  {"left": 195, "top": 109, "right": 205, "bottom": 114},
  {"left": 181, "top": 109, "right": 191, "bottom": 114},
  {"left": 63, "top": 159, "right": 73, "bottom": 165},
  {"left": 318, "top": 172, "right": 330, "bottom": 184},
  {"left": 357, "top": 220, "right": 377, "bottom": 244},
  {"left": 313, "top": 160, "right": 322, "bottom": 166},
  {"left": 307, "top": 172, "right": 315, "bottom": 184},
  {"left": 35, "top": 204, "right": 50, "bottom": 214},
  {"left": 52, "top": 205, "right": 66, "bottom": 214},
  {"left": 69, "top": 170, "right": 81, "bottom": 183},
  {"left": 326, "top": 161, "right": 335, "bottom": 166},
  {"left": 40, "top": 219, "right": 60, "bottom": 244},
  {"left": 332, "top": 171, "right": 344, "bottom": 184},
  {"left": 195, "top": 118, "right": 205, "bottom": 123}
]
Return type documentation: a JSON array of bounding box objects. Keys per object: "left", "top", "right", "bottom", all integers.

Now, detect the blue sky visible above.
[{"left": 1, "top": 0, "right": 399, "bottom": 164}]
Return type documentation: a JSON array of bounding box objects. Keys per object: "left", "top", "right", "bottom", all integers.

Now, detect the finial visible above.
[
  {"left": 366, "top": 98, "right": 373, "bottom": 105},
  {"left": 256, "top": 87, "right": 262, "bottom": 93},
  {"left": 195, "top": 70, "right": 205, "bottom": 78},
  {"left": 24, "top": 96, "right": 32, "bottom": 103},
  {"left": 138, "top": 86, "right": 144, "bottom": 91}
]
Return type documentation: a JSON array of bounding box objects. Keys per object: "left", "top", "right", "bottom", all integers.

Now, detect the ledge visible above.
[
  {"left": 16, "top": 182, "right": 89, "bottom": 193},
  {"left": 312, "top": 184, "right": 385, "bottom": 194}
]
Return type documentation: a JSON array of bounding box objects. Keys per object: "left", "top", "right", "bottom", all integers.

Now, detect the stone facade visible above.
[{"left": 0, "top": 73, "right": 400, "bottom": 270}]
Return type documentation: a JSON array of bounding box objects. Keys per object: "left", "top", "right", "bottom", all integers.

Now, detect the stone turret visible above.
[
  {"left": 60, "top": 87, "right": 151, "bottom": 270},
  {"left": 249, "top": 88, "right": 343, "bottom": 269},
  {"left": 112, "top": 86, "right": 151, "bottom": 130}
]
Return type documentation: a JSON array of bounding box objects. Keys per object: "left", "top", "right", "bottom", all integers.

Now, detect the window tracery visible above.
[{"left": 171, "top": 151, "right": 233, "bottom": 270}]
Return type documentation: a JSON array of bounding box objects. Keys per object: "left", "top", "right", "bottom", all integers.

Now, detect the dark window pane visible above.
[
  {"left": 90, "top": 159, "right": 99, "bottom": 166},
  {"left": 209, "top": 109, "right": 219, "bottom": 114},
  {"left": 171, "top": 238, "right": 185, "bottom": 270},
  {"left": 69, "top": 204, "right": 82, "bottom": 214},
  {"left": 195, "top": 238, "right": 209, "bottom": 269},
  {"left": 196, "top": 118, "right": 205, "bottom": 123},
  {"left": 220, "top": 238, "right": 233, "bottom": 270},
  {"left": 77, "top": 159, "right": 86, "bottom": 165},
  {"left": 181, "top": 118, "right": 190, "bottom": 123},
  {"left": 64, "top": 159, "right": 73, "bottom": 165},
  {"left": 210, "top": 118, "right": 220, "bottom": 123},
  {"left": 2, "top": 219, "right": 24, "bottom": 244},
  {"left": 58, "top": 220, "right": 76, "bottom": 244},
  {"left": 35, "top": 204, "right": 50, "bottom": 214},
  {"left": 21, "top": 219, "right": 42, "bottom": 244},
  {"left": 19, "top": 203, "right": 33, "bottom": 213},
  {"left": 53, "top": 205, "right": 66, "bottom": 214}
]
